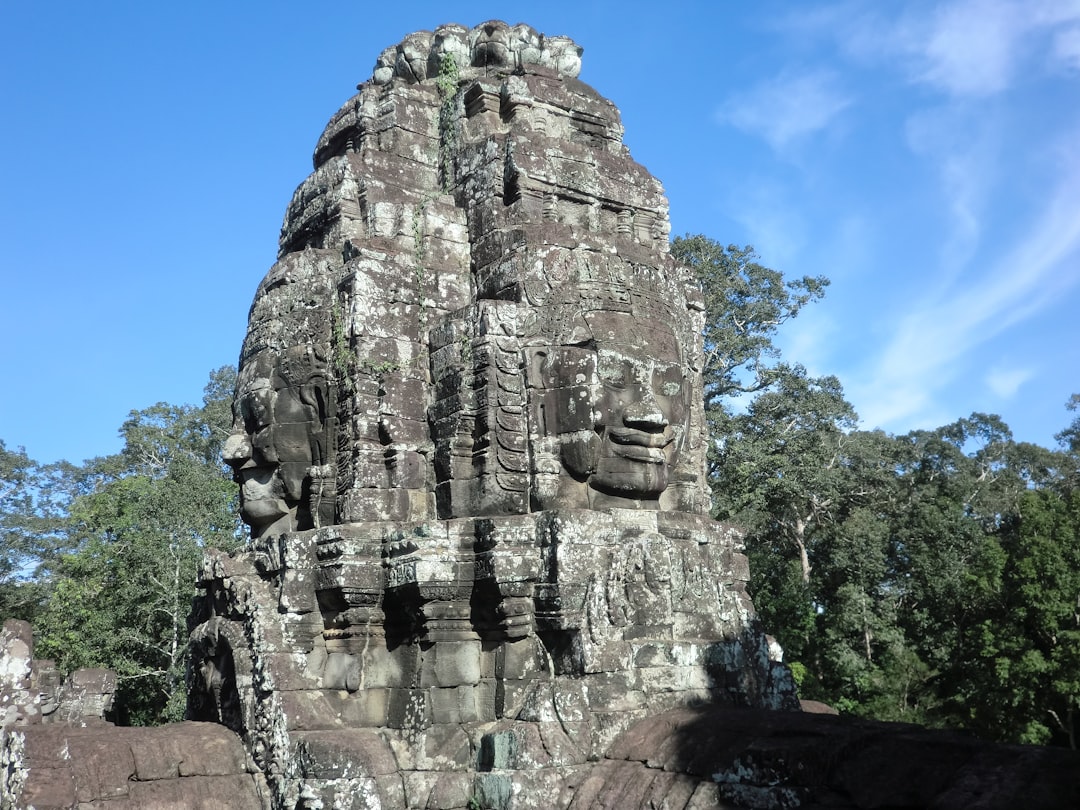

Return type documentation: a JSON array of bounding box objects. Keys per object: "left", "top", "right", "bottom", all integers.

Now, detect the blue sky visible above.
[{"left": 3, "top": 0, "right": 1078, "bottom": 465}]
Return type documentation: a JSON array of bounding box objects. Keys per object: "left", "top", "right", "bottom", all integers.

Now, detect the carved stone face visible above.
[
  {"left": 223, "top": 366, "right": 290, "bottom": 538},
  {"left": 532, "top": 312, "right": 690, "bottom": 505},
  {"left": 223, "top": 345, "right": 333, "bottom": 537}
]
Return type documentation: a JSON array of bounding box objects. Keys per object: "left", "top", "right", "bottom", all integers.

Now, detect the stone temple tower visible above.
[{"left": 189, "top": 21, "right": 796, "bottom": 810}]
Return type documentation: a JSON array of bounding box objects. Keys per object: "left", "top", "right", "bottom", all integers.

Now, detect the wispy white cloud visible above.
[
  {"left": 718, "top": 69, "right": 852, "bottom": 152},
  {"left": 851, "top": 134, "right": 1080, "bottom": 431},
  {"left": 716, "top": 0, "right": 1080, "bottom": 437},
  {"left": 1052, "top": 25, "right": 1080, "bottom": 72},
  {"left": 723, "top": 178, "right": 808, "bottom": 269},
  {"left": 914, "top": 0, "right": 1026, "bottom": 97},
  {"left": 986, "top": 366, "right": 1034, "bottom": 399},
  {"left": 911, "top": 0, "right": 1080, "bottom": 95},
  {"left": 904, "top": 105, "right": 1002, "bottom": 276},
  {"left": 788, "top": 0, "right": 1080, "bottom": 97},
  {"left": 773, "top": 213, "right": 870, "bottom": 379},
  {"left": 838, "top": 3, "right": 1080, "bottom": 432},
  {"left": 776, "top": 307, "right": 836, "bottom": 377}
]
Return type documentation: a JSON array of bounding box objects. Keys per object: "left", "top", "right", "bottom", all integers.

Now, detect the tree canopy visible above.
[
  {"left": 1, "top": 367, "right": 242, "bottom": 724},
  {"left": 676, "top": 234, "right": 1078, "bottom": 748}
]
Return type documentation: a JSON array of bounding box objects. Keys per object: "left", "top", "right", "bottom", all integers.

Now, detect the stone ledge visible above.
[{"left": 2, "top": 721, "right": 269, "bottom": 809}]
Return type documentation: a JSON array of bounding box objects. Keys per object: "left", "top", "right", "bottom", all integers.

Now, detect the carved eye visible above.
[
  {"left": 598, "top": 358, "right": 627, "bottom": 388},
  {"left": 240, "top": 388, "right": 274, "bottom": 436},
  {"left": 653, "top": 364, "right": 684, "bottom": 397},
  {"left": 240, "top": 398, "right": 261, "bottom": 435}
]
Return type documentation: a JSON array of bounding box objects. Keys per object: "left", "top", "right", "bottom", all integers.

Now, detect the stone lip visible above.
[{"left": 369, "top": 21, "right": 583, "bottom": 87}]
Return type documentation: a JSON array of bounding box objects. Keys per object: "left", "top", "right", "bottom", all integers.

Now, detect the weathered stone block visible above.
[
  {"left": 641, "top": 664, "right": 714, "bottom": 694},
  {"left": 294, "top": 729, "right": 399, "bottom": 779},
  {"left": 127, "top": 774, "right": 268, "bottom": 810},
  {"left": 401, "top": 770, "right": 440, "bottom": 810},
  {"left": 430, "top": 684, "right": 482, "bottom": 724},
  {"left": 473, "top": 772, "right": 513, "bottom": 810},
  {"left": 386, "top": 688, "right": 429, "bottom": 730},
  {"left": 277, "top": 690, "right": 337, "bottom": 732},
  {"left": 499, "top": 637, "right": 542, "bottom": 681},
  {"left": 433, "top": 639, "right": 481, "bottom": 687}
]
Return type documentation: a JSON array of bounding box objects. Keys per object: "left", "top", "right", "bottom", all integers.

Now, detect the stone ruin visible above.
[
  {"left": 0, "top": 620, "right": 115, "bottom": 730},
  {"left": 1, "top": 619, "right": 268, "bottom": 808},
  {"left": 186, "top": 19, "right": 795, "bottom": 809},
  {"left": 3, "top": 21, "right": 1079, "bottom": 810}
]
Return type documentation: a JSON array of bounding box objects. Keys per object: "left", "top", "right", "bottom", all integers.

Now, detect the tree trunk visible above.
[{"left": 793, "top": 516, "right": 811, "bottom": 584}]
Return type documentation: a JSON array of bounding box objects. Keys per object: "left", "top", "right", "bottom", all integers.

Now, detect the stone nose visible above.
[
  {"left": 222, "top": 433, "right": 253, "bottom": 468},
  {"left": 622, "top": 392, "right": 668, "bottom": 429}
]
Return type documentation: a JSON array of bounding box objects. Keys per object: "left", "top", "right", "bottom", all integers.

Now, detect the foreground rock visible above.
[
  {"left": 3, "top": 722, "right": 268, "bottom": 809},
  {"left": 1, "top": 620, "right": 269, "bottom": 809},
  {"left": 593, "top": 706, "right": 1080, "bottom": 809}
]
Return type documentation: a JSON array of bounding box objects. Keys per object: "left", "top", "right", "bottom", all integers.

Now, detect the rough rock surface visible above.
[
  {"left": 1, "top": 620, "right": 270, "bottom": 809},
  {"left": 592, "top": 706, "right": 1080, "bottom": 810},
  {"left": 2, "top": 722, "right": 269, "bottom": 809},
  {"left": 189, "top": 19, "right": 796, "bottom": 810}
]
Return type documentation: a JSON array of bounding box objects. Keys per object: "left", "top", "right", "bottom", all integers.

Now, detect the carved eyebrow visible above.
[{"left": 652, "top": 361, "right": 685, "bottom": 376}]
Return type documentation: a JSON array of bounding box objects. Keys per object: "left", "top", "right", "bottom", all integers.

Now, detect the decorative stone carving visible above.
[{"left": 191, "top": 21, "right": 796, "bottom": 809}]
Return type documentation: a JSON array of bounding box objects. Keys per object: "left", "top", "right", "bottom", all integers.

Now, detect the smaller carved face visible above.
[
  {"left": 223, "top": 369, "right": 292, "bottom": 538},
  {"left": 472, "top": 21, "right": 514, "bottom": 68},
  {"left": 223, "top": 346, "right": 332, "bottom": 537}
]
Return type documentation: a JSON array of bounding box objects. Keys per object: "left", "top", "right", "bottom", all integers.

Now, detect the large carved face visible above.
[
  {"left": 531, "top": 311, "right": 690, "bottom": 506},
  {"left": 223, "top": 345, "right": 332, "bottom": 537}
]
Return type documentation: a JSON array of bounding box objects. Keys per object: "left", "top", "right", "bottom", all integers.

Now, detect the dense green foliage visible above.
[
  {"left": 672, "top": 235, "right": 1078, "bottom": 749},
  {"left": 1, "top": 368, "right": 242, "bottom": 724}
]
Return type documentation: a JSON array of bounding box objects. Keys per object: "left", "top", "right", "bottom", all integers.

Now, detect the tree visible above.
[
  {"left": 0, "top": 443, "right": 83, "bottom": 622},
  {"left": 670, "top": 237, "right": 828, "bottom": 405},
  {"left": 677, "top": 235, "right": 1080, "bottom": 742},
  {"left": 957, "top": 488, "right": 1080, "bottom": 747},
  {"left": 674, "top": 236, "right": 870, "bottom": 704},
  {"left": 672, "top": 237, "right": 830, "bottom": 490},
  {"left": 1055, "top": 393, "right": 1080, "bottom": 489},
  {"left": 34, "top": 367, "right": 242, "bottom": 724},
  {"left": 712, "top": 365, "right": 858, "bottom": 585},
  {"left": 1, "top": 440, "right": 46, "bottom": 619},
  {"left": 706, "top": 363, "right": 891, "bottom": 708},
  {"left": 1055, "top": 394, "right": 1080, "bottom": 454}
]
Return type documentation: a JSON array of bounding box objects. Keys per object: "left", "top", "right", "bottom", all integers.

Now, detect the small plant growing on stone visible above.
[{"left": 436, "top": 52, "right": 460, "bottom": 191}]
